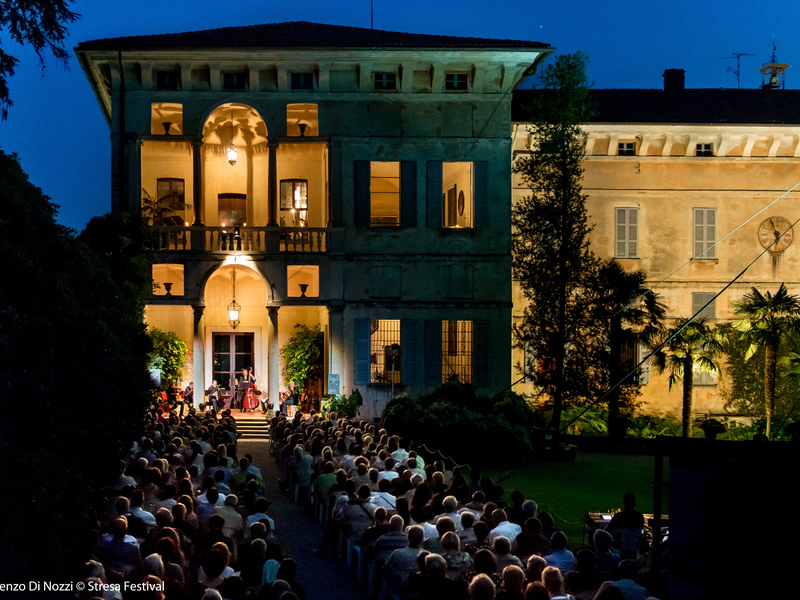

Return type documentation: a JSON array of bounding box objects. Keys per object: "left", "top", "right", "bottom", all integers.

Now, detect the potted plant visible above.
[
  {"left": 280, "top": 324, "right": 324, "bottom": 400},
  {"left": 699, "top": 418, "right": 726, "bottom": 440}
]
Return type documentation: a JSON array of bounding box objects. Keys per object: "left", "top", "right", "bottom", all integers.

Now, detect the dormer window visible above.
[
  {"left": 445, "top": 73, "right": 468, "bottom": 91},
  {"left": 156, "top": 70, "right": 180, "bottom": 90},
  {"left": 618, "top": 142, "right": 636, "bottom": 156},
  {"left": 223, "top": 72, "right": 247, "bottom": 91},
  {"left": 696, "top": 143, "right": 714, "bottom": 157},
  {"left": 374, "top": 72, "right": 397, "bottom": 90},
  {"left": 291, "top": 72, "right": 314, "bottom": 91}
]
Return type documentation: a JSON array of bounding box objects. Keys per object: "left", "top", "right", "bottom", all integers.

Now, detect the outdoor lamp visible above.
[
  {"left": 227, "top": 111, "right": 238, "bottom": 165},
  {"left": 228, "top": 267, "right": 240, "bottom": 329}
]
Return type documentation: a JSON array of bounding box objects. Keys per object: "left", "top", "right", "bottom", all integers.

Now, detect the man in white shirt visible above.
[{"left": 488, "top": 509, "right": 521, "bottom": 545}]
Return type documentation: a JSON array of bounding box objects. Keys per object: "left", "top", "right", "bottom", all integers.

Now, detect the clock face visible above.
[{"left": 759, "top": 216, "right": 794, "bottom": 252}]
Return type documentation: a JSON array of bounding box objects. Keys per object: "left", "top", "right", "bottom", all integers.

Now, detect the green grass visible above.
[{"left": 480, "top": 452, "right": 669, "bottom": 547}]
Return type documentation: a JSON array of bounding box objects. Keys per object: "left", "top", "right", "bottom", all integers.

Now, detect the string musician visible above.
[{"left": 238, "top": 366, "right": 258, "bottom": 413}]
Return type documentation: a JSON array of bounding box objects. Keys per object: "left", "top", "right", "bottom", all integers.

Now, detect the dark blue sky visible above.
[{"left": 2, "top": 0, "right": 799, "bottom": 231}]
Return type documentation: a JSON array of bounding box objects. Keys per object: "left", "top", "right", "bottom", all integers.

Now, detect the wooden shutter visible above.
[
  {"left": 354, "top": 318, "right": 371, "bottom": 384},
  {"left": 473, "top": 161, "right": 488, "bottom": 228},
  {"left": 400, "top": 161, "right": 417, "bottom": 228},
  {"left": 694, "top": 208, "right": 716, "bottom": 259},
  {"left": 473, "top": 320, "right": 489, "bottom": 387},
  {"left": 427, "top": 161, "right": 443, "bottom": 228},
  {"left": 425, "top": 320, "right": 442, "bottom": 386},
  {"left": 692, "top": 292, "right": 716, "bottom": 320},
  {"left": 354, "top": 161, "right": 371, "bottom": 226},
  {"left": 401, "top": 320, "right": 419, "bottom": 385},
  {"left": 638, "top": 340, "right": 650, "bottom": 385},
  {"left": 615, "top": 207, "right": 638, "bottom": 258}
]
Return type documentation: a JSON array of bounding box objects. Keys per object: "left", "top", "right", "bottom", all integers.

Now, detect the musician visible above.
[
  {"left": 207, "top": 380, "right": 222, "bottom": 413},
  {"left": 238, "top": 367, "right": 257, "bottom": 413},
  {"left": 180, "top": 382, "right": 194, "bottom": 417}
]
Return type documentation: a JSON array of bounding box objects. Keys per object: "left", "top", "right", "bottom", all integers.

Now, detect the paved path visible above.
[{"left": 238, "top": 438, "right": 369, "bottom": 600}]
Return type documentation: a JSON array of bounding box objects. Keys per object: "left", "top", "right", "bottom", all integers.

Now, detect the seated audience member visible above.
[
  {"left": 505, "top": 491, "right": 527, "bottom": 527},
  {"left": 98, "top": 517, "right": 142, "bottom": 577},
  {"left": 465, "top": 521, "right": 494, "bottom": 556},
  {"left": 261, "top": 543, "right": 284, "bottom": 585},
  {"left": 496, "top": 565, "right": 526, "bottom": 600},
  {"left": 441, "top": 531, "right": 474, "bottom": 580},
  {"left": 424, "top": 516, "right": 457, "bottom": 554},
  {"left": 198, "top": 542, "right": 234, "bottom": 589},
  {"left": 459, "top": 511, "right": 478, "bottom": 546},
  {"left": 494, "top": 536, "right": 524, "bottom": 571},
  {"left": 592, "top": 529, "right": 620, "bottom": 578},
  {"left": 384, "top": 525, "right": 426, "bottom": 597},
  {"left": 238, "top": 538, "right": 266, "bottom": 587},
  {"left": 513, "top": 517, "right": 550, "bottom": 561},
  {"left": 488, "top": 510, "right": 522, "bottom": 545},
  {"left": 218, "top": 494, "right": 244, "bottom": 540},
  {"left": 524, "top": 581, "right": 550, "bottom": 600},
  {"left": 593, "top": 560, "right": 649, "bottom": 600},
  {"left": 359, "top": 506, "right": 390, "bottom": 551},
  {"left": 545, "top": 532, "right": 576, "bottom": 573},
  {"left": 565, "top": 549, "right": 610, "bottom": 599},
  {"left": 468, "top": 573, "right": 497, "bottom": 600},
  {"left": 276, "top": 558, "right": 306, "bottom": 600},
  {"left": 526, "top": 555, "right": 547, "bottom": 585},
  {"left": 436, "top": 495, "right": 464, "bottom": 530},
  {"left": 409, "top": 552, "right": 469, "bottom": 600},
  {"left": 130, "top": 489, "right": 157, "bottom": 528},
  {"left": 374, "top": 515, "right": 409, "bottom": 563},
  {"left": 459, "top": 491, "right": 486, "bottom": 520},
  {"left": 245, "top": 498, "right": 276, "bottom": 538},
  {"left": 538, "top": 512, "right": 562, "bottom": 540},
  {"left": 542, "top": 566, "right": 574, "bottom": 600},
  {"left": 340, "top": 485, "right": 378, "bottom": 541},
  {"left": 466, "top": 548, "right": 502, "bottom": 586}
]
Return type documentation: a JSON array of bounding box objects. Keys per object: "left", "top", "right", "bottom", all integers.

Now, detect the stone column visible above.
[
  {"left": 192, "top": 141, "right": 205, "bottom": 226},
  {"left": 127, "top": 137, "right": 143, "bottom": 214},
  {"left": 328, "top": 140, "right": 343, "bottom": 227},
  {"left": 192, "top": 304, "right": 205, "bottom": 409},
  {"left": 267, "top": 142, "right": 280, "bottom": 226},
  {"left": 267, "top": 306, "right": 280, "bottom": 410}
]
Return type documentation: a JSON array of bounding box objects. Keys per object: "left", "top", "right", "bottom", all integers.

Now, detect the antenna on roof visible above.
[{"left": 719, "top": 52, "right": 755, "bottom": 88}]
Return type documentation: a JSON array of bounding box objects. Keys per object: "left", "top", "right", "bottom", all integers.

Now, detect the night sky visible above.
[{"left": 2, "top": 0, "right": 799, "bottom": 231}]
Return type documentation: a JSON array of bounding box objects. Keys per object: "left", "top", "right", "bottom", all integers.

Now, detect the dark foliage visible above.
[
  {"left": 380, "top": 382, "right": 535, "bottom": 464},
  {"left": 0, "top": 149, "right": 153, "bottom": 582}
]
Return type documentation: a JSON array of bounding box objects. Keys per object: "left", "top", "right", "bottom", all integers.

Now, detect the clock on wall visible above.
[{"left": 758, "top": 216, "right": 794, "bottom": 252}]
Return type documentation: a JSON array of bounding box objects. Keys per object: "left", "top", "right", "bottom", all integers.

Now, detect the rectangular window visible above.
[
  {"left": 694, "top": 208, "right": 716, "bottom": 259},
  {"left": 441, "top": 320, "right": 473, "bottom": 383},
  {"left": 280, "top": 179, "right": 308, "bottom": 227},
  {"left": 152, "top": 178, "right": 186, "bottom": 226},
  {"left": 615, "top": 207, "right": 639, "bottom": 258},
  {"left": 290, "top": 72, "right": 314, "bottom": 90},
  {"left": 223, "top": 72, "right": 247, "bottom": 90},
  {"left": 693, "top": 370, "right": 716, "bottom": 386},
  {"left": 696, "top": 143, "right": 714, "bottom": 157},
  {"left": 442, "top": 162, "right": 473, "bottom": 228},
  {"left": 155, "top": 70, "right": 180, "bottom": 90},
  {"left": 374, "top": 72, "right": 397, "bottom": 90},
  {"left": 370, "top": 320, "right": 401, "bottom": 384},
  {"left": 445, "top": 73, "right": 469, "bottom": 91},
  {"left": 370, "top": 162, "right": 401, "bottom": 226},
  {"left": 618, "top": 142, "right": 636, "bottom": 156},
  {"left": 692, "top": 292, "right": 716, "bottom": 320},
  {"left": 218, "top": 193, "right": 247, "bottom": 227}
]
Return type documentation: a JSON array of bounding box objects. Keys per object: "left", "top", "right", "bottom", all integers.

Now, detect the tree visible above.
[
  {"left": 148, "top": 327, "right": 189, "bottom": 388},
  {"left": 732, "top": 284, "right": 800, "bottom": 439},
  {"left": 1, "top": 1, "right": 79, "bottom": 119},
  {"left": 652, "top": 317, "right": 725, "bottom": 437},
  {"left": 512, "top": 52, "right": 596, "bottom": 429},
  {"left": 280, "top": 324, "right": 324, "bottom": 394},
  {"left": 592, "top": 259, "right": 666, "bottom": 437},
  {"left": 0, "top": 149, "right": 153, "bottom": 581}
]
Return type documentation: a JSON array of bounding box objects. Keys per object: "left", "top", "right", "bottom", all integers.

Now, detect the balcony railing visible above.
[{"left": 150, "top": 226, "right": 328, "bottom": 254}]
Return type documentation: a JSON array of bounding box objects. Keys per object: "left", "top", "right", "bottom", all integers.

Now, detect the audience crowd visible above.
[{"left": 75, "top": 403, "right": 662, "bottom": 600}]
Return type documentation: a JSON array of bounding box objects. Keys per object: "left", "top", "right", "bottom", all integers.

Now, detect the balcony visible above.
[{"left": 151, "top": 226, "right": 329, "bottom": 254}]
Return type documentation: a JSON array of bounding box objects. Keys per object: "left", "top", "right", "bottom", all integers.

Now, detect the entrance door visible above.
[{"left": 212, "top": 333, "right": 255, "bottom": 393}]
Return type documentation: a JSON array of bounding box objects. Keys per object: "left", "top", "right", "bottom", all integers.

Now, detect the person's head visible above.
[
  {"left": 373, "top": 507, "right": 388, "bottom": 525},
  {"left": 115, "top": 496, "right": 130, "bottom": 516},
  {"left": 510, "top": 490, "right": 524, "bottom": 507},
  {"left": 111, "top": 517, "right": 128, "bottom": 540},
  {"left": 276, "top": 557, "right": 298, "bottom": 581},
  {"left": 142, "top": 553, "right": 165, "bottom": 578},
  {"left": 201, "top": 590, "right": 223, "bottom": 600},
  {"left": 442, "top": 495, "right": 458, "bottom": 513},
  {"left": 206, "top": 488, "right": 219, "bottom": 505},
  {"left": 526, "top": 555, "right": 547, "bottom": 583},
  {"left": 618, "top": 559, "right": 639, "bottom": 580},
  {"left": 250, "top": 521, "right": 267, "bottom": 540},
  {"left": 441, "top": 531, "right": 461, "bottom": 552},
  {"left": 523, "top": 581, "right": 549, "bottom": 600},
  {"left": 225, "top": 494, "right": 238, "bottom": 508},
  {"left": 468, "top": 573, "right": 496, "bottom": 600},
  {"left": 491, "top": 509, "right": 508, "bottom": 526},
  {"left": 461, "top": 511, "right": 475, "bottom": 530},
  {"left": 522, "top": 499, "right": 538, "bottom": 518},
  {"left": 425, "top": 553, "right": 448, "bottom": 579},
  {"left": 212, "top": 380, "right": 218, "bottom": 386},
  {"left": 576, "top": 548, "right": 597, "bottom": 573},
  {"left": 622, "top": 492, "right": 637, "bottom": 508},
  {"left": 208, "top": 514, "right": 225, "bottom": 532},
  {"left": 593, "top": 528, "right": 614, "bottom": 552},
  {"left": 389, "top": 514, "right": 405, "bottom": 532},
  {"left": 155, "top": 537, "right": 176, "bottom": 564},
  {"left": 525, "top": 516, "right": 543, "bottom": 535},
  {"left": 502, "top": 565, "right": 525, "bottom": 594},
  {"left": 471, "top": 491, "right": 485, "bottom": 504},
  {"left": 407, "top": 525, "right": 424, "bottom": 548},
  {"left": 537, "top": 511, "right": 554, "bottom": 530},
  {"left": 473, "top": 548, "right": 498, "bottom": 574},
  {"left": 436, "top": 516, "right": 456, "bottom": 537},
  {"left": 541, "top": 566, "right": 565, "bottom": 596},
  {"left": 473, "top": 520, "right": 490, "bottom": 542},
  {"left": 358, "top": 484, "right": 371, "bottom": 500},
  {"left": 493, "top": 536, "right": 511, "bottom": 556},
  {"left": 155, "top": 508, "right": 173, "bottom": 528},
  {"left": 550, "top": 531, "right": 567, "bottom": 550}
]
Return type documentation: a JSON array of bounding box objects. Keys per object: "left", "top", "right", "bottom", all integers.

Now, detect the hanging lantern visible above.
[
  {"left": 228, "top": 268, "right": 241, "bottom": 329},
  {"left": 227, "top": 111, "right": 238, "bottom": 166}
]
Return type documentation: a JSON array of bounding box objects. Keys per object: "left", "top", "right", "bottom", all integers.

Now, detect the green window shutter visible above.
[
  {"left": 615, "top": 207, "right": 638, "bottom": 258},
  {"left": 473, "top": 161, "right": 488, "bottom": 228},
  {"left": 694, "top": 208, "right": 716, "bottom": 259},
  {"left": 400, "top": 161, "right": 417, "bottom": 228},
  {"left": 354, "top": 318, "right": 371, "bottom": 384},
  {"left": 473, "top": 320, "right": 489, "bottom": 387},
  {"left": 401, "top": 320, "right": 419, "bottom": 384},
  {"left": 354, "top": 161, "right": 371, "bottom": 226},
  {"left": 425, "top": 320, "right": 442, "bottom": 386},
  {"left": 427, "top": 161, "right": 443, "bottom": 228},
  {"left": 692, "top": 291, "right": 716, "bottom": 320}
]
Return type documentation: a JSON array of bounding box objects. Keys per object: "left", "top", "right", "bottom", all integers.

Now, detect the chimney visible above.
[{"left": 663, "top": 69, "right": 685, "bottom": 91}]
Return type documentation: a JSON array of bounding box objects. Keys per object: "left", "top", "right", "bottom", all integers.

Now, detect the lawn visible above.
[{"left": 481, "top": 451, "right": 669, "bottom": 547}]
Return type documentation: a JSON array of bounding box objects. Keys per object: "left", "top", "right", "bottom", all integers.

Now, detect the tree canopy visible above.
[{"left": 0, "top": 0, "right": 79, "bottom": 119}]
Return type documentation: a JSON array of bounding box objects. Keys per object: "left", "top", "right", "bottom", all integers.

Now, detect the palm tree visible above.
[
  {"left": 652, "top": 317, "right": 725, "bottom": 437},
  {"left": 732, "top": 284, "right": 800, "bottom": 439},
  {"left": 593, "top": 259, "right": 666, "bottom": 437}
]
